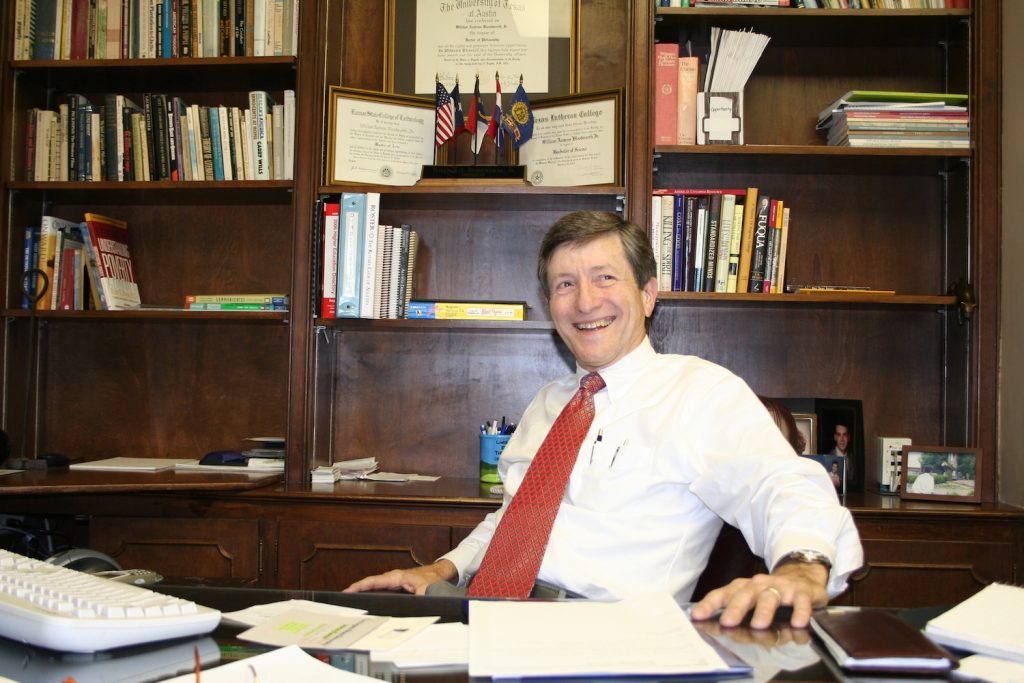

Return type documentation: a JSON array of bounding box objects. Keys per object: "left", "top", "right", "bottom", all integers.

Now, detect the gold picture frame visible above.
[
  {"left": 326, "top": 87, "right": 438, "bottom": 187},
  {"left": 518, "top": 89, "right": 622, "bottom": 187},
  {"left": 384, "top": 0, "right": 580, "bottom": 97}
]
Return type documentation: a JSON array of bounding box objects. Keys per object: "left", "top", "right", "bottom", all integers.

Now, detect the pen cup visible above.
[{"left": 479, "top": 434, "right": 510, "bottom": 483}]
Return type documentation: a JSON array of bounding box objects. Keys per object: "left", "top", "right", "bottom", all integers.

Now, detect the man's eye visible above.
[{"left": 555, "top": 280, "right": 574, "bottom": 290}]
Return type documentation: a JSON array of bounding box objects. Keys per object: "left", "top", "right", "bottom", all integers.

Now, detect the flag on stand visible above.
[
  {"left": 466, "top": 74, "right": 483, "bottom": 137},
  {"left": 500, "top": 78, "right": 534, "bottom": 148},
  {"left": 435, "top": 78, "right": 455, "bottom": 147},
  {"left": 485, "top": 73, "right": 503, "bottom": 149},
  {"left": 452, "top": 80, "right": 466, "bottom": 135}
]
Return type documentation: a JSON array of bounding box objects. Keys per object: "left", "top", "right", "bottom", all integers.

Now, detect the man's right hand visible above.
[{"left": 343, "top": 560, "right": 458, "bottom": 595}]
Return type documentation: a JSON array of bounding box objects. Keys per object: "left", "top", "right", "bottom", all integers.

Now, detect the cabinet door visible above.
[
  {"left": 837, "top": 517, "right": 1020, "bottom": 608},
  {"left": 276, "top": 519, "right": 452, "bottom": 590},
  {"left": 90, "top": 517, "right": 262, "bottom": 583}
]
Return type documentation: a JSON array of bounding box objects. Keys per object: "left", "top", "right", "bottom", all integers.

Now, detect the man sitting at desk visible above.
[{"left": 346, "top": 211, "right": 863, "bottom": 630}]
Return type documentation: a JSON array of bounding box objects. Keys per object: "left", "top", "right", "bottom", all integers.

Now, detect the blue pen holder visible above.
[{"left": 479, "top": 434, "right": 511, "bottom": 483}]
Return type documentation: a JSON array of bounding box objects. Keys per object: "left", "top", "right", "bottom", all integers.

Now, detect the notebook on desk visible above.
[{"left": 69, "top": 457, "right": 195, "bottom": 472}]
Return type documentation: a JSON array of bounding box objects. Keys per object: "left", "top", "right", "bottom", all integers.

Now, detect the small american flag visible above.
[{"left": 435, "top": 80, "right": 455, "bottom": 147}]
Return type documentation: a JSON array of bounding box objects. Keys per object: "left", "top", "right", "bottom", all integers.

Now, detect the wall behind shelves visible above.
[{"left": 1001, "top": 2, "right": 1023, "bottom": 506}]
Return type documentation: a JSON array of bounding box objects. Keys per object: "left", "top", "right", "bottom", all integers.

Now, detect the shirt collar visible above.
[{"left": 574, "top": 337, "right": 656, "bottom": 400}]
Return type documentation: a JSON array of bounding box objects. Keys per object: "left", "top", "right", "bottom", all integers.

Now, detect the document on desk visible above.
[
  {"left": 162, "top": 644, "right": 377, "bottom": 682},
  {"left": 238, "top": 608, "right": 438, "bottom": 651},
  {"left": 468, "top": 593, "right": 749, "bottom": 678}
]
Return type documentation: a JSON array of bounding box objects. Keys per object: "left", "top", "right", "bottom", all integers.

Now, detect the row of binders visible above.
[
  {"left": 651, "top": 188, "right": 791, "bottom": 294},
  {"left": 11, "top": 0, "right": 299, "bottom": 61},
  {"left": 320, "top": 193, "right": 420, "bottom": 320},
  {"left": 25, "top": 90, "right": 294, "bottom": 182}
]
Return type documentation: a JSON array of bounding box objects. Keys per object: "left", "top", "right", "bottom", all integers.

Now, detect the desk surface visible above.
[
  {"left": 0, "top": 583, "right": 855, "bottom": 683},
  {"left": 0, "top": 466, "right": 282, "bottom": 495}
]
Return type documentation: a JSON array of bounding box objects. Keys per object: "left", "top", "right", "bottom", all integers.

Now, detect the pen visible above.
[
  {"left": 610, "top": 440, "right": 628, "bottom": 468},
  {"left": 194, "top": 644, "right": 201, "bottom": 682},
  {"left": 248, "top": 664, "right": 260, "bottom": 682},
  {"left": 589, "top": 429, "right": 604, "bottom": 463}
]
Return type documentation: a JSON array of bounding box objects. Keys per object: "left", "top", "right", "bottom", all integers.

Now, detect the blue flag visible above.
[
  {"left": 500, "top": 82, "right": 534, "bottom": 148},
  {"left": 452, "top": 82, "right": 466, "bottom": 134}
]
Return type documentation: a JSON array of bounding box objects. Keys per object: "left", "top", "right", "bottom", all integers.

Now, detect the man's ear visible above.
[{"left": 641, "top": 277, "right": 658, "bottom": 316}]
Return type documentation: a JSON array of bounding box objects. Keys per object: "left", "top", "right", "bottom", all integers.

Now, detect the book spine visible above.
[
  {"left": 653, "top": 43, "right": 678, "bottom": 145},
  {"left": 682, "top": 196, "right": 697, "bottom": 292},
  {"left": 659, "top": 194, "right": 674, "bottom": 291},
  {"left": 726, "top": 199, "right": 744, "bottom": 293},
  {"left": 321, "top": 201, "right": 340, "bottom": 318},
  {"left": 248, "top": 90, "right": 272, "bottom": 180},
  {"left": 359, "top": 192, "right": 381, "bottom": 319},
  {"left": 185, "top": 293, "right": 287, "bottom": 303},
  {"left": 406, "top": 301, "right": 526, "bottom": 321},
  {"left": 676, "top": 56, "right": 699, "bottom": 145},
  {"left": 22, "top": 227, "right": 39, "bottom": 309},
  {"left": 336, "top": 192, "right": 365, "bottom": 318},
  {"left": 692, "top": 196, "right": 708, "bottom": 291},
  {"left": 671, "top": 194, "right": 684, "bottom": 292},
  {"left": 735, "top": 187, "right": 758, "bottom": 294},
  {"left": 762, "top": 199, "right": 780, "bottom": 293},
  {"left": 775, "top": 207, "right": 791, "bottom": 294},
  {"left": 179, "top": 0, "right": 192, "bottom": 55},
  {"left": 702, "top": 192, "right": 721, "bottom": 293},
  {"left": 748, "top": 195, "right": 771, "bottom": 293},
  {"left": 713, "top": 194, "right": 735, "bottom": 292}
]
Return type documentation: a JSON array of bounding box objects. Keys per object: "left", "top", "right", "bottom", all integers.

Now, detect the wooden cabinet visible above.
[{"left": 90, "top": 516, "right": 263, "bottom": 584}]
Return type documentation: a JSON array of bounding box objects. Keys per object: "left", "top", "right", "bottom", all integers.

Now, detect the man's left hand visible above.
[{"left": 689, "top": 561, "right": 829, "bottom": 629}]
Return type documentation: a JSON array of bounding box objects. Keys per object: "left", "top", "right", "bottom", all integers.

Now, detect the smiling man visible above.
[{"left": 345, "top": 211, "right": 862, "bottom": 629}]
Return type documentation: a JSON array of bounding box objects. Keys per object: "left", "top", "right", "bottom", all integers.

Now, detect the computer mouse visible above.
[
  {"left": 199, "top": 450, "right": 246, "bottom": 466},
  {"left": 94, "top": 569, "right": 164, "bottom": 586},
  {"left": 40, "top": 452, "right": 70, "bottom": 468}
]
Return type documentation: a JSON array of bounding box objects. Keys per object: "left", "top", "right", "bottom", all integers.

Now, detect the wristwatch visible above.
[{"left": 772, "top": 549, "right": 832, "bottom": 575}]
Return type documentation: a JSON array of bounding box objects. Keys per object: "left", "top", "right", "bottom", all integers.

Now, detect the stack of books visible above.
[
  {"left": 650, "top": 187, "right": 791, "bottom": 294},
  {"left": 817, "top": 91, "right": 969, "bottom": 149}
]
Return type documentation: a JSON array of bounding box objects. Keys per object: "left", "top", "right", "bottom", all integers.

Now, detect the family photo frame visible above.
[
  {"left": 899, "top": 446, "right": 981, "bottom": 503},
  {"left": 778, "top": 397, "right": 864, "bottom": 493}
]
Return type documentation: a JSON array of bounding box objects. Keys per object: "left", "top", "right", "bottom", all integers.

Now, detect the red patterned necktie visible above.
[{"left": 467, "top": 372, "right": 606, "bottom": 598}]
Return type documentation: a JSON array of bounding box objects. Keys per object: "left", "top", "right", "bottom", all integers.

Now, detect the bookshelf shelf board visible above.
[
  {"left": 12, "top": 56, "right": 296, "bottom": 70},
  {"left": 655, "top": 7, "right": 971, "bottom": 18},
  {"left": 318, "top": 184, "right": 625, "bottom": 196},
  {"left": 657, "top": 292, "right": 956, "bottom": 306},
  {"left": 654, "top": 145, "right": 971, "bottom": 158},
  {"left": 2, "top": 309, "right": 289, "bottom": 322},
  {"left": 8, "top": 181, "right": 294, "bottom": 204},
  {"left": 316, "top": 318, "right": 555, "bottom": 332}
]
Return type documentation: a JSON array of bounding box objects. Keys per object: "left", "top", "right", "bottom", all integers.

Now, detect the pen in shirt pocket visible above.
[{"left": 609, "top": 440, "right": 628, "bottom": 468}]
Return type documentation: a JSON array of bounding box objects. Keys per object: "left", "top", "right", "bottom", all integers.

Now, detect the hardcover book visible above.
[
  {"left": 82, "top": 213, "right": 141, "bottom": 310},
  {"left": 654, "top": 43, "right": 679, "bottom": 145}
]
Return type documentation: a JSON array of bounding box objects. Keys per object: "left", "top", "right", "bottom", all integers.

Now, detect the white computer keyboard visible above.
[{"left": 0, "top": 548, "right": 221, "bottom": 653}]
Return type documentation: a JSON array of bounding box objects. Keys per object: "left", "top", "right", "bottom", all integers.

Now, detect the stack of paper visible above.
[
  {"left": 925, "top": 583, "right": 1024, "bottom": 663},
  {"left": 698, "top": 27, "right": 770, "bottom": 145}
]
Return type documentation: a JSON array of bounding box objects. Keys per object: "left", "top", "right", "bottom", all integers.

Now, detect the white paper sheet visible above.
[
  {"left": 238, "top": 609, "right": 437, "bottom": 652},
  {"left": 371, "top": 621, "right": 469, "bottom": 668},
  {"left": 161, "top": 644, "right": 376, "bottom": 682},
  {"left": 468, "top": 593, "right": 735, "bottom": 678},
  {"left": 223, "top": 599, "right": 367, "bottom": 627}
]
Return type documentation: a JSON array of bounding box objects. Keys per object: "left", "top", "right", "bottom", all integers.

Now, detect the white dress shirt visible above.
[{"left": 441, "top": 338, "right": 863, "bottom": 604}]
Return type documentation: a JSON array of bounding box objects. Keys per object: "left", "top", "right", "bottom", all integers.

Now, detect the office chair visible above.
[{"left": 689, "top": 396, "right": 802, "bottom": 601}]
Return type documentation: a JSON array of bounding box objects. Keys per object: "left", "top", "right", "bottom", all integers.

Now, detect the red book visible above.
[
  {"left": 82, "top": 213, "right": 141, "bottom": 310},
  {"left": 654, "top": 43, "right": 679, "bottom": 146},
  {"left": 321, "top": 201, "right": 340, "bottom": 318},
  {"left": 69, "top": 0, "right": 91, "bottom": 60}
]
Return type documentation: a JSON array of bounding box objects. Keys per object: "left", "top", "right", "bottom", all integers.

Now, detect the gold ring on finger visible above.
[{"left": 765, "top": 587, "right": 783, "bottom": 602}]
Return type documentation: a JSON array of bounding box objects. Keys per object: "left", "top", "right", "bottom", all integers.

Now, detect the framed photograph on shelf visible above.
[
  {"left": 792, "top": 412, "right": 817, "bottom": 455},
  {"left": 519, "top": 89, "right": 622, "bottom": 187},
  {"left": 385, "top": 0, "right": 579, "bottom": 97},
  {"left": 900, "top": 446, "right": 981, "bottom": 503},
  {"left": 800, "top": 453, "right": 847, "bottom": 498},
  {"left": 815, "top": 398, "right": 864, "bottom": 493},
  {"left": 326, "top": 87, "right": 437, "bottom": 186}
]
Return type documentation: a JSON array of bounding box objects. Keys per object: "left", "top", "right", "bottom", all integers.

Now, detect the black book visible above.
[
  {"left": 748, "top": 194, "right": 772, "bottom": 293},
  {"left": 702, "top": 192, "right": 722, "bottom": 293}
]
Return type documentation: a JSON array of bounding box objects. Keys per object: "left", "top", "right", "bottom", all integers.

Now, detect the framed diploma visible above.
[
  {"left": 327, "top": 87, "right": 437, "bottom": 187},
  {"left": 518, "top": 89, "right": 621, "bottom": 187},
  {"left": 386, "top": 0, "right": 579, "bottom": 97}
]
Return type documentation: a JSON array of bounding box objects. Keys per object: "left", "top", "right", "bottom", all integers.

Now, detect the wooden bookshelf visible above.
[{"left": 0, "top": 1, "right": 1013, "bottom": 604}]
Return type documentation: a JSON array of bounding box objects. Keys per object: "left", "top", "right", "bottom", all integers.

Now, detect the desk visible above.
[
  {"left": 0, "top": 585, "right": 847, "bottom": 683},
  {"left": 2, "top": 473, "right": 1022, "bottom": 607}
]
